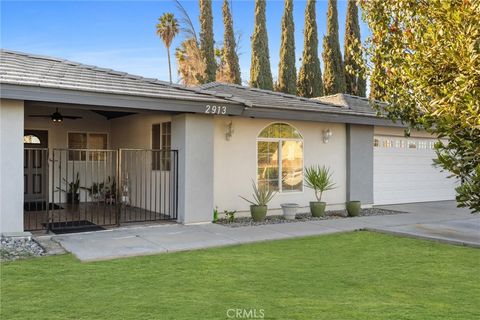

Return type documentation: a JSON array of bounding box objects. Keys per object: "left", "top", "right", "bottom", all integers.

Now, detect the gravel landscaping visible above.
[
  {"left": 215, "top": 208, "right": 406, "bottom": 227},
  {"left": 1, "top": 236, "right": 45, "bottom": 262}
]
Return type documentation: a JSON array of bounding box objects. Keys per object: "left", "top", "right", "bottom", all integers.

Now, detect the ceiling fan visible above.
[{"left": 29, "top": 108, "right": 82, "bottom": 122}]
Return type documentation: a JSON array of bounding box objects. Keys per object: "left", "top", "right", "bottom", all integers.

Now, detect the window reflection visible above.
[
  {"left": 257, "top": 123, "right": 303, "bottom": 192},
  {"left": 23, "top": 135, "right": 41, "bottom": 144}
]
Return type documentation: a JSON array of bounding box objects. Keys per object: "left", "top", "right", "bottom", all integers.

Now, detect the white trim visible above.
[
  {"left": 67, "top": 131, "right": 109, "bottom": 148},
  {"left": 255, "top": 121, "right": 304, "bottom": 139},
  {"left": 150, "top": 121, "right": 172, "bottom": 172},
  {"left": 67, "top": 131, "right": 109, "bottom": 161},
  {"left": 256, "top": 122, "right": 304, "bottom": 193}
]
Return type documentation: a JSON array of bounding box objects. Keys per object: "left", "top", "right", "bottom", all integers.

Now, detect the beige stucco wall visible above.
[
  {"left": 1, "top": 99, "right": 25, "bottom": 234},
  {"left": 110, "top": 112, "right": 172, "bottom": 149},
  {"left": 110, "top": 112, "right": 174, "bottom": 215},
  {"left": 172, "top": 114, "right": 215, "bottom": 223},
  {"left": 213, "top": 117, "right": 347, "bottom": 216},
  {"left": 19, "top": 106, "right": 351, "bottom": 225}
]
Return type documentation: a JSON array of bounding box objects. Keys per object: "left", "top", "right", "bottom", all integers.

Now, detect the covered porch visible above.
[{"left": 23, "top": 102, "right": 178, "bottom": 233}]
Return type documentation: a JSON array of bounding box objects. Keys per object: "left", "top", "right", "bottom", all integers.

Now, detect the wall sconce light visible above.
[
  {"left": 322, "top": 129, "right": 332, "bottom": 143},
  {"left": 225, "top": 121, "right": 234, "bottom": 141}
]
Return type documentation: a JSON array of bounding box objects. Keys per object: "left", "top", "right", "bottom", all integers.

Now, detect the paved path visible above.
[
  {"left": 51, "top": 201, "right": 479, "bottom": 262},
  {"left": 371, "top": 201, "right": 479, "bottom": 247}
]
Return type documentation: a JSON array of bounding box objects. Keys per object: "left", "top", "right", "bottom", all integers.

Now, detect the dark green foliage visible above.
[
  {"left": 357, "top": 68, "right": 367, "bottom": 96},
  {"left": 277, "top": 0, "right": 296, "bottom": 94},
  {"left": 322, "top": 0, "right": 346, "bottom": 95},
  {"left": 297, "top": 0, "right": 323, "bottom": 98},
  {"left": 224, "top": 210, "right": 236, "bottom": 223},
  {"left": 360, "top": 0, "right": 480, "bottom": 212},
  {"left": 369, "top": 55, "right": 385, "bottom": 101},
  {"left": 250, "top": 0, "right": 273, "bottom": 90},
  {"left": 344, "top": 0, "right": 366, "bottom": 97},
  {"left": 221, "top": 0, "right": 241, "bottom": 84},
  {"left": 199, "top": 0, "right": 216, "bottom": 83},
  {"left": 434, "top": 135, "right": 480, "bottom": 214}
]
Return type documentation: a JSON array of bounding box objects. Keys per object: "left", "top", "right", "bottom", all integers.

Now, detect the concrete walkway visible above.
[
  {"left": 51, "top": 201, "right": 479, "bottom": 262},
  {"left": 371, "top": 201, "right": 479, "bottom": 247}
]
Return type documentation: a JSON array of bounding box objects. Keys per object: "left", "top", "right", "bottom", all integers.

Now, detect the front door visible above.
[{"left": 24, "top": 130, "right": 49, "bottom": 202}]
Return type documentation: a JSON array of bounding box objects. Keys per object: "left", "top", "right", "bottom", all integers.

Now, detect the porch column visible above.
[
  {"left": 171, "top": 114, "right": 214, "bottom": 224},
  {"left": 0, "top": 99, "right": 25, "bottom": 235},
  {"left": 346, "top": 124, "right": 374, "bottom": 206}
]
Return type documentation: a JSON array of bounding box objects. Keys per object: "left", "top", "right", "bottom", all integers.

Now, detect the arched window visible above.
[
  {"left": 23, "top": 134, "right": 41, "bottom": 144},
  {"left": 257, "top": 123, "right": 303, "bottom": 192}
]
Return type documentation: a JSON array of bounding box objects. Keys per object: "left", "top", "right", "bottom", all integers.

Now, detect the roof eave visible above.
[{"left": 0, "top": 83, "right": 246, "bottom": 115}]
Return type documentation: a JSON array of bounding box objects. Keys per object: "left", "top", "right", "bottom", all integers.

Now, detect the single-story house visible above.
[{"left": 0, "top": 49, "right": 457, "bottom": 235}]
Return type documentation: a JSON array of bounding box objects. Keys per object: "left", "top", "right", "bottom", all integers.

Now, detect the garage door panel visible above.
[
  {"left": 374, "top": 135, "right": 457, "bottom": 205},
  {"left": 375, "top": 172, "right": 451, "bottom": 183},
  {"left": 375, "top": 178, "right": 454, "bottom": 188},
  {"left": 375, "top": 182, "right": 455, "bottom": 194}
]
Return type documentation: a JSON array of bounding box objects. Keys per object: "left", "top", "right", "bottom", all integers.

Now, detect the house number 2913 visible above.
[{"left": 205, "top": 105, "right": 227, "bottom": 115}]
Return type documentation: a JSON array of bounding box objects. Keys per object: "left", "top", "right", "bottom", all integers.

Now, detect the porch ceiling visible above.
[{"left": 24, "top": 100, "right": 176, "bottom": 115}]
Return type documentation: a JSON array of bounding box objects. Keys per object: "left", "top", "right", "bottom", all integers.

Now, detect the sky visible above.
[{"left": 1, "top": 0, "right": 371, "bottom": 84}]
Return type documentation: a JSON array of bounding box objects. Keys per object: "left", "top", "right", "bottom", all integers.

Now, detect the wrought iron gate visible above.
[
  {"left": 23, "top": 148, "right": 178, "bottom": 232},
  {"left": 118, "top": 149, "right": 178, "bottom": 224}
]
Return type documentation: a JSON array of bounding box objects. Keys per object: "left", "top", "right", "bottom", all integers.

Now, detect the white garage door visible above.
[{"left": 374, "top": 136, "right": 457, "bottom": 205}]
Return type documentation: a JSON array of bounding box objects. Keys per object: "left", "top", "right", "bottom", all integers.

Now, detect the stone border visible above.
[
  {"left": 1, "top": 236, "right": 45, "bottom": 262},
  {"left": 215, "top": 208, "right": 406, "bottom": 228}
]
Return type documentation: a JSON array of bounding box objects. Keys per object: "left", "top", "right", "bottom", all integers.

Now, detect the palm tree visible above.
[{"left": 156, "top": 13, "right": 179, "bottom": 83}]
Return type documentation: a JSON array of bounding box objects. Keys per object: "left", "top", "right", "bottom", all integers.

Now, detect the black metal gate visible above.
[
  {"left": 23, "top": 148, "right": 178, "bottom": 232},
  {"left": 118, "top": 149, "right": 178, "bottom": 224}
]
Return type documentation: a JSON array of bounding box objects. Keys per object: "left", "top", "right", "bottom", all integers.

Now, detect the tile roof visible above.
[
  {"left": 0, "top": 49, "right": 233, "bottom": 103},
  {"left": 312, "top": 93, "right": 379, "bottom": 116},
  {"left": 199, "top": 82, "right": 376, "bottom": 117},
  {"left": 0, "top": 49, "right": 379, "bottom": 119}
]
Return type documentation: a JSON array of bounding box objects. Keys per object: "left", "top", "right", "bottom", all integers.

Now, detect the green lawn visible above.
[{"left": 1, "top": 232, "right": 479, "bottom": 320}]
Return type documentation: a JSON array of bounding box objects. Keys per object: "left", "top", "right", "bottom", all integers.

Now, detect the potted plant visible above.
[
  {"left": 103, "top": 177, "right": 116, "bottom": 205},
  {"left": 346, "top": 200, "right": 362, "bottom": 217},
  {"left": 240, "top": 180, "right": 276, "bottom": 222},
  {"left": 304, "top": 165, "right": 336, "bottom": 217},
  {"left": 82, "top": 181, "right": 105, "bottom": 201},
  {"left": 57, "top": 172, "right": 81, "bottom": 204},
  {"left": 82, "top": 176, "right": 116, "bottom": 204}
]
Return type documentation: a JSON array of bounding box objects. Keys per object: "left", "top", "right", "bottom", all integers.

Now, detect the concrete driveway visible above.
[
  {"left": 49, "top": 201, "right": 479, "bottom": 262},
  {"left": 371, "top": 201, "right": 479, "bottom": 247}
]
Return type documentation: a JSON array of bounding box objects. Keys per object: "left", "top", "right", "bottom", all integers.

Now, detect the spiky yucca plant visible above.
[
  {"left": 240, "top": 180, "right": 276, "bottom": 206},
  {"left": 304, "top": 165, "right": 336, "bottom": 202}
]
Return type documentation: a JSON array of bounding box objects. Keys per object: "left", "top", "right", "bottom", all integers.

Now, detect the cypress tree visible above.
[
  {"left": 221, "top": 0, "right": 241, "bottom": 84},
  {"left": 250, "top": 0, "right": 273, "bottom": 90},
  {"left": 344, "top": 0, "right": 366, "bottom": 97},
  {"left": 199, "top": 0, "right": 216, "bottom": 83},
  {"left": 357, "top": 66, "right": 367, "bottom": 97},
  {"left": 277, "top": 0, "right": 296, "bottom": 94},
  {"left": 322, "top": 0, "right": 346, "bottom": 95},
  {"left": 297, "top": 0, "right": 323, "bottom": 98}
]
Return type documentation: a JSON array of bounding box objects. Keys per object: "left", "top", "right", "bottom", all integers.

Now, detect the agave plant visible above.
[
  {"left": 240, "top": 180, "right": 276, "bottom": 206},
  {"left": 304, "top": 165, "right": 336, "bottom": 202},
  {"left": 56, "top": 172, "right": 80, "bottom": 195}
]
